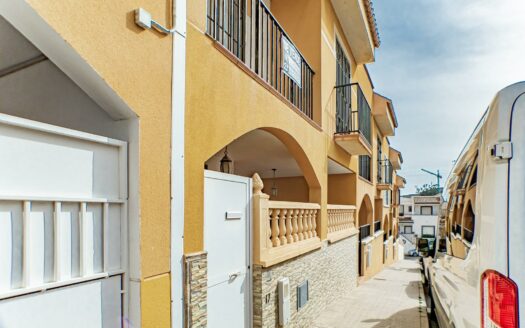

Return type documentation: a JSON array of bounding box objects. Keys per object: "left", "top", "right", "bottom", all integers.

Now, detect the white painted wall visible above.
[
  {"left": 0, "top": 60, "right": 127, "bottom": 140},
  {"left": 0, "top": 32, "right": 140, "bottom": 324},
  {"left": 411, "top": 215, "right": 440, "bottom": 238}
]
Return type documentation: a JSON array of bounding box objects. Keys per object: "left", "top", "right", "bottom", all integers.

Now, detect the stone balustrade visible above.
[
  {"left": 327, "top": 204, "right": 358, "bottom": 243},
  {"left": 252, "top": 173, "right": 322, "bottom": 267}
]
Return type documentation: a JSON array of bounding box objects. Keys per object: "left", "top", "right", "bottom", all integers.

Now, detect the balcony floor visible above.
[{"left": 334, "top": 132, "right": 372, "bottom": 156}]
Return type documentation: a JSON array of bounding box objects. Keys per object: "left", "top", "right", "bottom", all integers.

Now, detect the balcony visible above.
[
  {"left": 373, "top": 93, "right": 397, "bottom": 137},
  {"left": 377, "top": 159, "right": 393, "bottom": 190},
  {"left": 334, "top": 83, "right": 372, "bottom": 155},
  {"left": 252, "top": 188, "right": 321, "bottom": 267},
  {"left": 327, "top": 205, "right": 358, "bottom": 243},
  {"left": 395, "top": 175, "right": 406, "bottom": 189},
  {"left": 206, "top": 0, "right": 314, "bottom": 121},
  {"left": 389, "top": 147, "right": 403, "bottom": 170},
  {"left": 330, "top": 0, "right": 379, "bottom": 64}
]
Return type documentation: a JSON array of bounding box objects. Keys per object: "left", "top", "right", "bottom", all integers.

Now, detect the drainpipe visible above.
[
  {"left": 134, "top": 2, "right": 186, "bottom": 325},
  {"left": 171, "top": 0, "right": 186, "bottom": 326}
]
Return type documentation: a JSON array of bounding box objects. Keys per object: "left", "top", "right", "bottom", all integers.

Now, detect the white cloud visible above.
[{"left": 369, "top": 0, "right": 525, "bottom": 194}]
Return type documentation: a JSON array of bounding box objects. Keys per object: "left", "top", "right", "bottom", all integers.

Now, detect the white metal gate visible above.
[
  {"left": 0, "top": 114, "right": 127, "bottom": 327},
  {"left": 204, "top": 170, "right": 251, "bottom": 328}
]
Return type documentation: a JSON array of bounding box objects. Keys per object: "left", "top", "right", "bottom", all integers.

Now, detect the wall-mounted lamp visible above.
[
  {"left": 271, "top": 168, "right": 278, "bottom": 197},
  {"left": 220, "top": 147, "right": 234, "bottom": 174}
]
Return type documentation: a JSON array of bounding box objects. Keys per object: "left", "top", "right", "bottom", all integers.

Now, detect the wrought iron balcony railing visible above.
[
  {"left": 377, "top": 159, "right": 394, "bottom": 185},
  {"left": 334, "top": 82, "right": 372, "bottom": 144},
  {"left": 206, "top": 0, "right": 315, "bottom": 119},
  {"left": 373, "top": 220, "right": 381, "bottom": 233}
]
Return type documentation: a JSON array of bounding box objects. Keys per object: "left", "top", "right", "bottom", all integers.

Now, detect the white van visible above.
[{"left": 425, "top": 82, "right": 525, "bottom": 328}]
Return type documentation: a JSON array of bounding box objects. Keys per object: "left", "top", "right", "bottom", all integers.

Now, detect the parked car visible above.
[{"left": 423, "top": 82, "right": 525, "bottom": 328}]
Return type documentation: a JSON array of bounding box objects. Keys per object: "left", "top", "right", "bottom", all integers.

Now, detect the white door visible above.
[
  {"left": 0, "top": 114, "right": 127, "bottom": 327},
  {"left": 204, "top": 170, "right": 251, "bottom": 328}
]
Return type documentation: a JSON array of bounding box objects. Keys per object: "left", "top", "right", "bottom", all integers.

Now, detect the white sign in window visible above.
[{"left": 282, "top": 36, "right": 302, "bottom": 88}]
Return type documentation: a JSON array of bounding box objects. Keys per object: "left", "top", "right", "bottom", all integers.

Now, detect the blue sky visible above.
[{"left": 368, "top": 0, "right": 525, "bottom": 194}]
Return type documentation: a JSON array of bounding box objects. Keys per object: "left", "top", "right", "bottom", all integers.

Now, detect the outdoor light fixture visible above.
[
  {"left": 271, "top": 169, "right": 278, "bottom": 197},
  {"left": 220, "top": 147, "right": 234, "bottom": 174}
]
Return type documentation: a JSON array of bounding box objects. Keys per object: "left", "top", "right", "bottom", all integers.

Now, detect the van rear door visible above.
[{"left": 508, "top": 91, "right": 525, "bottom": 328}]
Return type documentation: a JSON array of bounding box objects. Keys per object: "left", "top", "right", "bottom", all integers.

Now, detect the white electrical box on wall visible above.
[{"left": 278, "top": 278, "right": 291, "bottom": 325}]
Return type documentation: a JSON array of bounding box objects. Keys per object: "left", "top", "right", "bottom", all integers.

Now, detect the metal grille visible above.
[
  {"left": 359, "top": 224, "right": 371, "bottom": 238},
  {"left": 378, "top": 160, "right": 393, "bottom": 184},
  {"left": 336, "top": 41, "right": 351, "bottom": 132},
  {"left": 374, "top": 220, "right": 381, "bottom": 233},
  {"left": 359, "top": 155, "right": 371, "bottom": 181},
  {"left": 206, "top": 0, "right": 315, "bottom": 119},
  {"left": 335, "top": 82, "right": 372, "bottom": 145}
]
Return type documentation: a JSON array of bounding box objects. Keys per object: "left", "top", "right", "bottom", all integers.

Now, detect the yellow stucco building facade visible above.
[{"left": 0, "top": 0, "right": 405, "bottom": 327}]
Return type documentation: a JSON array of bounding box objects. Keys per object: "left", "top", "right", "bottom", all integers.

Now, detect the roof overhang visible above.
[
  {"left": 395, "top": 175, "right": 406, "bottom": 188},
  {"left": 389, "top": 147, "right": 403, "bottom": 170},
  {"left": 330, "top": 0, "right": 379, "bottom": 64},
  {"left": 373, "top": 93, "right": 397, "bottom": 136}
]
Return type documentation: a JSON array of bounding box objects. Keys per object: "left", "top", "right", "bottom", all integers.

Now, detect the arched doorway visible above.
[
  {"left": 203, "top": 128, "right": 321, "bottom": 326},
  {"left": 358, "top": 195, "right": 373, "bottom": 276}
]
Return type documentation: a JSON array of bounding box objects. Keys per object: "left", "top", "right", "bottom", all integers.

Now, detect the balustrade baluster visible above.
[
  {"left": 305, "top": 209, "right": 312, "bottom": 238},
  {"left": 271, "top": 208, "right": 280, "bottom": 247},
  {"left": 292, "top": 209, "right": 299, "bottom": 242},
  {"left": 298, "top": 209, "right": 304, "bottom": 240},
  {"left": 279, "top": 209, "right": 287, "bottom": 245},
  {"left": 285, "top": 209, "right": 293, "bottom": 244},
  {"left": 312, "top": 209, "right": 317, "bottom": 237}
]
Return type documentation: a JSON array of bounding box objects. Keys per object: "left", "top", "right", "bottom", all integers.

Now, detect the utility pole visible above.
[{"left": 421, "top": 168, "right": 443, "bottom": 191}]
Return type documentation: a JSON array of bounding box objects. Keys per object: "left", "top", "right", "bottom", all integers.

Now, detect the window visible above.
[
  {"left": 403, "top": 226, "right": 413, "bottom": 234},
  {"left": 421, "top": 225, "right": 435, "bottom": 237},
  {"left": 408, "top": 205, "right": 413, "bottom": 213},
  {"left": 421, "top": 206, "right": 433, "bottom": 215},
  {"left": 335, "top": 40, "right": 351, "bottom": 133},
  {"left": 399, "top": 206, "right": 405, "bottom": 216},
  {"left": 377, "top": 138, "right": 382, "bottom": 182},
  {"left": 359, "top": 155, "right": 371, "bottom": 181}
]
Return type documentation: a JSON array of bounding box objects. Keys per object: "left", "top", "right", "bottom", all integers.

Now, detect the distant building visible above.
[{"left": 398, "top": 194, "right": 442, "bottom": 254}]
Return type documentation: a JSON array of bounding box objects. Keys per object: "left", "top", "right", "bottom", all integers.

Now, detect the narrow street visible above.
[{"left": 313, "top": 258, "right": 429, "bottom": 328}]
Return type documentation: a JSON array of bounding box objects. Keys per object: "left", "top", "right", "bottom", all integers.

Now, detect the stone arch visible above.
[
  {"left": 204, "top": 127, "right": 322, "bottom": 191},
  {"left": 358, "top": 194, "right": 373, "bottom": 227}
]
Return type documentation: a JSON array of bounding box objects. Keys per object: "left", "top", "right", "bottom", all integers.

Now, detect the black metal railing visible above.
[
  {"left": 374, "top": 220, "right": 381, "bottom": 233},
  {"left": 377, "top": 159, "right": 393, "bottom": 184},
  {"left": 335, "top": 83, "right": 372, "bottom": 144},
  {"left": 359, "top": 224, "right": 371, "bottom": 239},
  {"left": 206, "top": 0, "right": 315, "bottom": 119}
]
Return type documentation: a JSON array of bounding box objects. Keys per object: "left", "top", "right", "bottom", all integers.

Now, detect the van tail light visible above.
[{"left": 481, "top": 270, "right": 519, "bottom": 328}]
